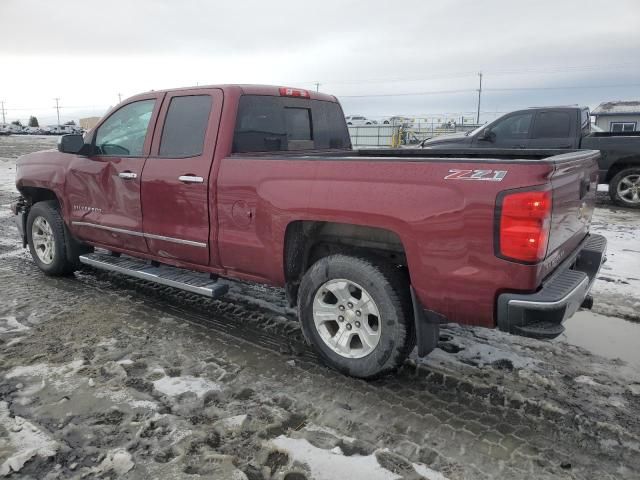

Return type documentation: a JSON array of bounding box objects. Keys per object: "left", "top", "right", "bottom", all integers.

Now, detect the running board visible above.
[{"left": 79, "top": 252, "right": 229, "bottom": 299}]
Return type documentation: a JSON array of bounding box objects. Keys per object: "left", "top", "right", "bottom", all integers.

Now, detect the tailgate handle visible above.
[{"left": 579, "top": 178, "right": 590, "bottom": 199}]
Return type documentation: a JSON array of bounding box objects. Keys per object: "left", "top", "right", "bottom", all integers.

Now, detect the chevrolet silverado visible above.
[{"left": 12, "top": 85, "right": 606, "bottom": 378}]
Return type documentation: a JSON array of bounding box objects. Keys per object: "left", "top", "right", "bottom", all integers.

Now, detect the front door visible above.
[
  {"left": 140, "top": 89, "right": 223, "bottom": 266},
  {"left": 67, "top": 95, "right": 163, "bottom": 252},
  {"left": 473, "top": 111, "right": 533, "bottom": 149}
]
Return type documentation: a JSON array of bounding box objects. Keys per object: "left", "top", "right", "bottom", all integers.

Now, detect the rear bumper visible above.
[{"left": 496, "top": 234, "right": 607, "bottom": 339}]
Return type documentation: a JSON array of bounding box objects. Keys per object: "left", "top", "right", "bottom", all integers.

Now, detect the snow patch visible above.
[
  {"left": 91, "top": 449, "right": 134, "bottom": 476},
  {"left": 0, "top": 401, "right": 59, "bottom": 476},
  {"left": 152, "top": 375, "right": 221, "bottom": 398},
  {"left": 270, "top": 436, "right": 449, "bottom": 480},
  {"left": 217, "top": 414, "right": 248, "bottom": 430},
  {"left": 575, "top": 375, "right": 600, "bottom": 386},
  {"left": 0, "top": 316, "right": 30, "bottom": 334}
]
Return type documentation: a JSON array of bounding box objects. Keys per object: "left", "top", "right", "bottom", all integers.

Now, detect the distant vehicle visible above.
[
  {"left": 45, "top": 125, "right": 82, "bottom": 135},
  {"left": 23, "top": 126, "right": 45, "bottom": 135},
  {"left": 421, "top": 106, "right": 640, "bottom": 208},
  {"left": 381, "top": 116, "right": 410, "bottom": 126},
  {"left": 345, "top": 115, "right": 376, "bottom": 125},
  {"left": 0, "top": 123, "right": 24, "bottom": 134}
]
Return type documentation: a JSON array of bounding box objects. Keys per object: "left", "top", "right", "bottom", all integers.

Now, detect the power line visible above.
[
  {"left": 338, "top": 82, "right": 640, "bottom": 98},
  {"left": 291, "top": 62, "right": 640, "bottom": 87}
]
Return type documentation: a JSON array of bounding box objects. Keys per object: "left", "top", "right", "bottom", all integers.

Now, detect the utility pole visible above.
[
  {"left": 54, "top": 98, "right": 61, "bottom": 126},
  {"left": 0, "top": 101, "right": 5, "bottom": 124},
  {"left": 476, "top": 72, "right": 483, "bottom": 124},
  {"left": 118, "top": 93, "right": 122, "bottom": 103},
  {"left": 314, "top": 82, "right": 320, "bottom": 92}
]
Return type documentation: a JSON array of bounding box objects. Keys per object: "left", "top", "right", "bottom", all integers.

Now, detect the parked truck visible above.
[
  {"left": 12, "top": 85, "right": 606, "bottom": 378},
  {"left": 420, "top": 106, "right": 640, "bottom": 208}
]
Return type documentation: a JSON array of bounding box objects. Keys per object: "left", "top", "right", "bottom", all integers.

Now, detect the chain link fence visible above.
[{"left": 348, "top": 123, "right": 481, "bottom": 148}]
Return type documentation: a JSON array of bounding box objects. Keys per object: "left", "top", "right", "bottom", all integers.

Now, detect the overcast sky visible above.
[{"left": 1, "top": 0, "right": 639, "bottom": 125}]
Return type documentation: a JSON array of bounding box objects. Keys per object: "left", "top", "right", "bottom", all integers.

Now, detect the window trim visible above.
[
  {"left": 156, "top": 94, "right": 213, "bottom": 159},
  {"left": 91, "top": 97, "right": 160, "bottom": 158},
  {"left": 610, "top": 121, "right": 637, "bottom": 133}
]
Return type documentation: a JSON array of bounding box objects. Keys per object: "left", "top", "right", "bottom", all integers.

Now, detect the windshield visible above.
[{"left": 467, "top": 122, "right": 490, "bottom": 136}]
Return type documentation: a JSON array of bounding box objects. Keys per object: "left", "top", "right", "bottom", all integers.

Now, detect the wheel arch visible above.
[
  {"left": 283, "top": 220, "right": 408, "bottom": 307},
  {"left": 605, "top": 156, "right": 640, "bottom": 182}
]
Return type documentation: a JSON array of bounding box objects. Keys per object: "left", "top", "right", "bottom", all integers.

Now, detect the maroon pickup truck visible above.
[{"left": 12, "top": 85, "right": 606, "bottom": 378}]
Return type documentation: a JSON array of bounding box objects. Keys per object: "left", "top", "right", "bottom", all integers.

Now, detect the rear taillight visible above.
[
  {"left": 498, "top": 189, "right": 552, "bottom": 263},
  {"left": 279, "top": 87, "right": 310, "bottom": 98}
]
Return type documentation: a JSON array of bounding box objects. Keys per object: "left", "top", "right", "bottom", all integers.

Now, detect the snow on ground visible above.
[
  {"left": 0, "top": 401, "right": 59, "bottom": 476},
  {"left": 152, "top": 373, "right": 222, "bottom": 398},
  {"left": 272, "top": 432, "right": 450, "bottom": 480}
]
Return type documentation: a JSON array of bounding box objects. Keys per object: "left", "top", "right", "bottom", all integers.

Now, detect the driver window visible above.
[
  {"left": 491, "top": 112, "right": 533, "bottom": 140},
  {"left": 94, "top": 99, "right": 156, "bottom": 156}
]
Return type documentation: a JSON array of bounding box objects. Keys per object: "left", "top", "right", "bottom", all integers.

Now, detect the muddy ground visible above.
[{"left": 1, "top": 135, "right": 639, "bottom": 480}]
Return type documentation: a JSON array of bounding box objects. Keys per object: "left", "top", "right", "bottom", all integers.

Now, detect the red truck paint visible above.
[{"left": 15, "top": 85, "right": 600, "bottom": 331}]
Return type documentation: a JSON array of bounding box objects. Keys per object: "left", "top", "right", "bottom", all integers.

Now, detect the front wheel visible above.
[
  {"left": 609, "top": 167, "right": 640, "bottom": 208},
  {"left": 298, "top": 254, "right": 415, "bottom": 378},
  {"left": 27, "top": 201, "right": 78, "bottom": 276}
]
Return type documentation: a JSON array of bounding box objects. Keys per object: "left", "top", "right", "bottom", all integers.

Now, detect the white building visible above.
[{"left": 591, "top": 101, "right": 640, "bottom": 132}]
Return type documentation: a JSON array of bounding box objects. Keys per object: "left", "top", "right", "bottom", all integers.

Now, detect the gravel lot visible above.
[{"left": 1, "top": 135, "right": 639, "bottom": 479}]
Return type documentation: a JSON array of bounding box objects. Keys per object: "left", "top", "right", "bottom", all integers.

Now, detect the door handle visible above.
[
  {"left": 178, "top": 175, "right": 204, "bottom": 184},
  {"left": 118, "top": 171, "right": 137, "bottom": 179}
]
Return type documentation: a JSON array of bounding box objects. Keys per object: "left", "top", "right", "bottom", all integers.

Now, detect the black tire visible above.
[
  {"left": 298, "top": 254, "right": 415, "bottom": 378},
  {"left": 27, "top": 201, "right": 78, "bottom": 276},
  {"left": 609, "top": 167, "right": 640, "bottom": 208}
]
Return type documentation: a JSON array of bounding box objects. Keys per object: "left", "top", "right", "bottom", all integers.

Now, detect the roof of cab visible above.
[{"left": 128, "top": 84, "right": 337, "bottom": 103}]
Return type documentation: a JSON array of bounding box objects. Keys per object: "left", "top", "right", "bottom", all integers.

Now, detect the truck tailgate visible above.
[{"left": 542, "top": 150, "right": 600, "bottom": 277}]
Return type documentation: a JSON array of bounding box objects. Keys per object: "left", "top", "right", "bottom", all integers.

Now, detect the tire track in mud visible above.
[{"left": 2, "top": 252, "right": 639, "bottom": 479}]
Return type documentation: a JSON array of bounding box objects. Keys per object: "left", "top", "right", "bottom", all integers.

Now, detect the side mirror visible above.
[
  {"left": 478, "top": 129, "right": 495, "bottom": 142},
  {"left": 58, "top": 134, "right": 91, "bottom": 155}
]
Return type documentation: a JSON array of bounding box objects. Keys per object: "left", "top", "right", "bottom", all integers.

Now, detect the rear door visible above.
[
  {"left": 67, "top": 94, "right": 162, "bottom": 252},
  {"left": 141, "top": 88, "right": 223, "bottom": 266},
  {"left": 472, "top": 111, "right": 533, "bottom": 148},
  {"left": 528, "top": 110, "right": 576, "bottom": 149}
]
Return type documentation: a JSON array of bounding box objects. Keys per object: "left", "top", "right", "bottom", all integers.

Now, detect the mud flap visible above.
[
  {"left": 410, "top": 286, "right": 440, "bottom": 357},
  {"left": 63, "top": 222, "right": 93, "bottom": 264}
]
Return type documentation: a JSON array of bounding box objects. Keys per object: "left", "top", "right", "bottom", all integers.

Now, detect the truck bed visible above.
[{"left": 232, "top": 147, "right": 596, "bottom": 162}]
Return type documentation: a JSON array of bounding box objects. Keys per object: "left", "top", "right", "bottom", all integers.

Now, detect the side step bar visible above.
[{"left": 79, "top": 252, "right": 229, "bottom": 299}]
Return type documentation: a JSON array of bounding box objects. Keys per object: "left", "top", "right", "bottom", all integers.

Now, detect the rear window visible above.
[
  {"left": 232, "top": 95, "right": 350, "bottom": 153},
  {"left": 159, "top": 95, "right": 212, "bottom": 157},
  {"left": 532, "top": 111, "right": 571, "bottom": 139}
]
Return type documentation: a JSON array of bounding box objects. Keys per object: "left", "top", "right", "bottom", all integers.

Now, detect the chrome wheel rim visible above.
[
  {"left": 617, "top": 174, "right": 640, "bottom": 204},
  {"left": 31, "top": 216, "right": 55, "bottom": 264},
  {"left": 312, "top": 279, "right": 381, "bottom": 359}
]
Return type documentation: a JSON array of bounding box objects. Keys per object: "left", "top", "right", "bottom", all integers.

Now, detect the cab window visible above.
[
  {"left": 491, "top": 113, "right": 533, "bottom": 140},
  {"left": 94, "top": 99, "right": 156, "bottom": 156},
  {"left": 532, "top": 111, "right": 571, "bottom": 138}
]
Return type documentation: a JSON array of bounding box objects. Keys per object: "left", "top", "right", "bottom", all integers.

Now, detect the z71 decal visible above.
[{"left": 444, "top": 169, "right": 507, "bottom": 181}]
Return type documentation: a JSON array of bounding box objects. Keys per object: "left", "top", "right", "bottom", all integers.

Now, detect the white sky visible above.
[{"left": 1, "top": 0, "right": 639, "bottom": 125}]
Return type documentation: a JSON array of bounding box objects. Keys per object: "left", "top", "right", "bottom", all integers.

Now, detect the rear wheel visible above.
[
  {"left": 298, "top": 254, "right": 415, "bottom": 378},
  {"left": 27, "top": 201, "right": 78, "bottom": 276},
  {"left": 609, "top": 167, "right": 640, "bottom": 208}
]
